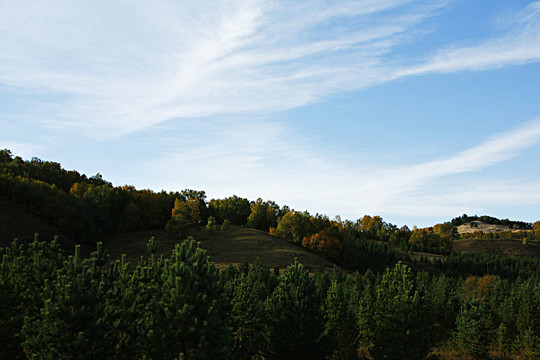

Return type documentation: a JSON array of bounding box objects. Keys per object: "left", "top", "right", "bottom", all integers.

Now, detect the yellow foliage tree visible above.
[
  {"left": 461, "top": 275, "right": 495, "bottom": 300},
  {"left": 69, "top": 182, "right": 89, "bottom": 198},
  {"left": 167, "top": 198, "right": 201, "bottom": 233},
  {"left": 533, "top": 221, "right": 540, "bottom": 240}
]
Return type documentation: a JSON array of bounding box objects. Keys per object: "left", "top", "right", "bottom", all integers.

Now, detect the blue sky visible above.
[{"left": 2, "top": 0, "right": 540, "bottom": 227}]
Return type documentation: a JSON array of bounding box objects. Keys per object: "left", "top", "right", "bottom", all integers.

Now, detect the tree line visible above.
[{"left": 2, "top": 148, "right": 540, "bottom": 273}]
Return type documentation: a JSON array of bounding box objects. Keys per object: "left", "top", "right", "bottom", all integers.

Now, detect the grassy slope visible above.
[
  {"left": 0, "top": 197, "right": 335, "bottom": 270},
  {"left": 196, "top": 228, "right": 335, "bottom": 271},
  {"left": 453, "top": 238, "right": 540, "bottom": 258},
  {"left": 103, "top": 227, "right": 335, "bottom": 271},
  {"left": 2, "top": 198, "right": 539, "bottom": 265},
  {"left": 0, "top": 198, "right": 59, "bottom": 245},
  {"left": 0, "top": 198, "right": 86, "bottom": 254}
]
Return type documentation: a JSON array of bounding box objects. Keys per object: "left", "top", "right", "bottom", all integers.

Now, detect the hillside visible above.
[
  {"left": 0, "top": 198, "right": 87, "bottom": 254},
  {"left": 452, "top": 220, "right": 540, "bottom": 258},
  {"left": 103, "top": 227, "right": 335, "bottom": 272},
  {"left": 453, "top": 238, "right": 540, "bottom": 258},
  {"left": 2, "top": 149, "right": 540, "bottom": 268},
  {"left": 0, "top": 195, "right": 334, "bottom": 271},
  {"left": 197, "top": 228, "right": 335, "bottom": 271},
  {"left": 3, "top": 190, "right": 540, "bottom": 265},
  {"left": 0, "top": 198, "right": 58, "bottom": 245}
]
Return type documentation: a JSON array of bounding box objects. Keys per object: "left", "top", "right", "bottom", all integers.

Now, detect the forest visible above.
[{"left": 1, "top": 148, "right": 540, "bottom": 359}]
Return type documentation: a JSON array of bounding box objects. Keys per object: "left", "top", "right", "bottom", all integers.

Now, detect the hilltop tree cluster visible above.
[{"left": 450, "top": 214, "right": 533, "bottom": 230}]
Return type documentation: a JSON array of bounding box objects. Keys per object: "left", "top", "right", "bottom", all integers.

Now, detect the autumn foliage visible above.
[{"left": 302, "top": 231, "right": 343, "bottom": 260}]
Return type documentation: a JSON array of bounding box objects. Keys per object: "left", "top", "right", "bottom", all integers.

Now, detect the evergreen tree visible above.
[
  {"left": 22, "top": 244, "right": 116, "bottom": 360},
  {"left": 324, "top": 279, "right": 359, "bottom": 360},
  {"left": 449, "top": 297, "right": 491, "bottom": 360},
  {"left": 0, "top": 236, "right": 65, "bottom": 360},
  {"left": 516, "top": 327, "right": 540, "bottom": 360},
  {"left": 136, "top": 237, "right": 232, "bottom": 359},
  {"left": 355, "top": 277, "right": 376, "bottom": 358},
  {"left": 267, "top": 260, "right": 326, "bottom": 360},
  {"left": 429, "top": 274, "right": 460, "bottom": 341},
  {"left": 227, "top": 259, "right": 275, "bottom": 359},
  {"left": 372, "top": 262, "right": 432, "bottom": 360}
]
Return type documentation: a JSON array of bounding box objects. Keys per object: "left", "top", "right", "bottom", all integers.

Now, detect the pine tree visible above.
[
  {"left": 266, "top": 260, "right": 326, "bottom": 360},
  {"left": 516, "top": 327, "right": 540, "bottom": 360},
  {"left": 22, "top": 244, "right": 116, "bottom": 360},
  {"left": 429, "top": 274, "right": 459, "bottom": 340},
  {"left": 372, "top": 262, "right": 432, "bottom": 360},
  {"left": 324, "top": 279, "right": 359, "bottom": 360},
  {"left": 136, "top": 237, "right": 232, "bottom": 359},
  {"left": 449, "top": 297, "right": 491, "bottom": 360},
  {"left": 355, "top": 278, "right": 376, "bottom": 358},
  {"left": 0, "top": 236, "right": 65, "bottom": 360},
  {"left": 228, "top": 270, "right": 272, "bottom": 359}
]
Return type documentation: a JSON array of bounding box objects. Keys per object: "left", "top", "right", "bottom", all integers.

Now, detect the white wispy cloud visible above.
[
  {"left": 396, "top": 1, "right": 540, "bottom": 76},
  {"left": 2, "top": 0, "right": 539, "bottom": 139},
  {"left": 336, "top": 119, "right": 540, "bottom": 216},
  {"left": 0, "top": 0, "right": 445, "bottom": 138},
  {"left": 387, "top": 118, "right": 540, "bottom": 188},
  {"left": 2, "top": 0, "right": 539, "bottom": 140}
]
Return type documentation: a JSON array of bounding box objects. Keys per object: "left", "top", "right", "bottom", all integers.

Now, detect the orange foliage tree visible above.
[{"left": 302, "top": 231, "right": 343, "bottom": 260}]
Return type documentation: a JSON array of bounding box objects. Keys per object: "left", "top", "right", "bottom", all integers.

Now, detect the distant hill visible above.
[
  {"left": 451, "top": 220, "right": 540, "bottom": 258},
  {"left": 456, "top": 220, "right": 520, "bottom": 234},
  {"left": 450, "top": 214, "right": 532, "bottom": 230}
]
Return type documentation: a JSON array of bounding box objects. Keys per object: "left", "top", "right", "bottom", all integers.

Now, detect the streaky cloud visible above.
[
  {"left": 396, "top": 1, "right": 540, "bottom": 76},
  {"left": 0, "top": 0, "right": 450, "bottom": 138},
  {"left": 354, "top": 119, "right": 540, "bottom": 202},
  {"left": 147, "top": 117, "right": 540, "bottom": 225},
  {"left": 404, "top": 118, "right": 540, "bottom": 180},
  {"left": 1, "top": 1, "right": 538, "bottom": 139}
]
